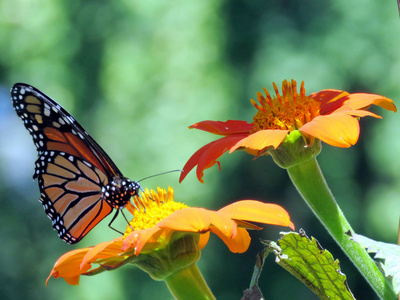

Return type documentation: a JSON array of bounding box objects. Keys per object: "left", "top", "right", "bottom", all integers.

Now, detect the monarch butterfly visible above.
[{"left": 11, "top": 83, "right": 141, "bottom": 244}]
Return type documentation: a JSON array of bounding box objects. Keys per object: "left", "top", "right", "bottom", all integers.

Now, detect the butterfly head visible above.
[{"left": 103, "top": 177, "right": 141, "bottom": 208}]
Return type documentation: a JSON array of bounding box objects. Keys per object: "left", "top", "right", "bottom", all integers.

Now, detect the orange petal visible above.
[
  {"left": 198, "top": 232, "right": 210, "bottom": 250},
  {"left": 218, "top": 200, "right": 295, "bottom": 230},
  {"left": 47, "top": 248, "right": 90, "bottom": 286},
  {"left": 189, "top": 120, "right": 253, "bottom": 135},
  {"left": 208, "top": 210, "right": 237, "bottom": 238},
  {"left": 122, "top": 227, "right": 163, "bottom": 255},
  {"left": 157, "top": 207, "right": 213, "bottom": 232},
  {"left": 312, "top": 90, "right": 397, "bottom": 115},
  {"left": 340, "top": 93, "right": 397, "bottom": 112},
  {"left": 229, "top": 129, "right": 289, "bottom": 153},
  {"left": 62, "top": 275, "right": 81, "bottom": 286},
  {"left": 80, "top": 237, "right": 124, "bottom": 270},
  {"left": 211, "top": 227, "right": 251, "bottom": 253},
  {"left": 179, "top": 134, "right": 248, "bottom": 183},
  {"left": 299, "top": 111, "right": 378, "bottom": 147}
]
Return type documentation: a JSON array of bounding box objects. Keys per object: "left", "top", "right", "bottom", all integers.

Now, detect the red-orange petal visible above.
[
  {"left": 211, "top": 227, "right": 251, "bottom": 253},
  {"left": 310, "top": 89, "right": 349, "bottom": 115},
  {"left": 300, "top": 110, "right": 379, "bottom": 148},
  {"left": 229, "top": 129, "right": 289, "bottom": 153},
  {"left": 218, "top": 200, "right": 295, "bottom": 230},
  {"left": 179, "top": 134, "right": 248, "bottom": 183},
  {"left": 189, "top": 120, "right": 254, "bottom": 135}
]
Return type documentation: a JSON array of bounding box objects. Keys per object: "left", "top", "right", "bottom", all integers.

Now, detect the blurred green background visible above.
[{"left": 0, "top": 0, "right": 399, "bottom": 299}]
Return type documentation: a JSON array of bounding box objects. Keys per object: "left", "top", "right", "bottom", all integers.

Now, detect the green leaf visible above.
[
  {"left": 350, "top": 233, "right": 400, "bottom": 295},
  {"left": 264, "top": 230, "right": 355, "bottom": 300}
]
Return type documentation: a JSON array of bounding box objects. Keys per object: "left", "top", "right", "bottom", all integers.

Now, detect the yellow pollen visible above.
[
  {"left": 124, "top": 187, "right": 187, "bottom": 237},
  {"left": 251, "top": 80, "right": 321, "bottom": 132}
]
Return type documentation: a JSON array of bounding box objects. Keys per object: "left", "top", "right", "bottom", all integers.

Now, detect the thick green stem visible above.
[
  {"left": 287, "top": 158, "right": 395, "bottom": 299},
  {"left": 165, "top": 263, "right": 215, "bottom": 300}
]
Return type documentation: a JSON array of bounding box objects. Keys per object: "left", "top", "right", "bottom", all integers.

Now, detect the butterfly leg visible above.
[
  {"left": 120, "top": 208, "right": 134, "bottom": 230},
  {"left": 108, "top": 208, "right": 135, "bottom": 235},
  {"left": 108, "top": 209, "right": 124, "bottom": 235}
]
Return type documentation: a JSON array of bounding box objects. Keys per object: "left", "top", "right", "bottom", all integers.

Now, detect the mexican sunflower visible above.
[
  {"left": 47, "top": 187, "right": 294, "bottom": 298},
  {"left": 179, "top": 79, "right": 396, "bottom": 183}
]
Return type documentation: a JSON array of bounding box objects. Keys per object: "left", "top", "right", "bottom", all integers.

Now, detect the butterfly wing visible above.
[
  {"left": 11, "top": 83, "right": 121, "bottom": 243},
  {"left": 11, "top": 83, "right": 123, "bottom": 178},
  {"left": 38, "top": 151, "right": 112, "bottom": 243}
]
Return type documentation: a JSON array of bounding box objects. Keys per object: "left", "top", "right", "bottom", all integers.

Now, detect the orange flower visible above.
[
  {"left": 179, "top": 80, "right": 396, "bottom": 183},
  {"left": 47, "top": 187, "right": 294, "bottom": 286}
]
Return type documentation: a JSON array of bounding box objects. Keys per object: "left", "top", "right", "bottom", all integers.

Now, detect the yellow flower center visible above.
[
  {"left": 124, "top": 187, "right": 187, "bottom": 237},
  {"left": 251, "top": 80, "right": 321, "bottom": 132}
]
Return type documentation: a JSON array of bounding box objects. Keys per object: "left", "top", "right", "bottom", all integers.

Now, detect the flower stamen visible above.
[
  {"left": 262, "top": 87, "right": 274, "bottom": 109},
  {"left": 124, "top": 187, "right": 187, "bottom": 237},
  {"left": 251, "top": 80, "right": 321, "bottom": 133},
  {"left": 273, "top": 82, "right": 283, "bottom": 105},
  {"left": 292, "top": 80, "right": 297, "bottom": 105}
]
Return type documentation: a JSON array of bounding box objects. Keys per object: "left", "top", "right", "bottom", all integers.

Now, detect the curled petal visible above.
[
  {"left": 81, "top": 238, "right": 124, "bottom": 270},
  {"left": 198, "top": 232, "right": 210, "bottom": 250},
  {"left": 211, "top": 227, "right": 251, "bottom": 253},
  {"left": 229, "top": 129, "right": 289, "bottom": 153},
  {"left": 312, "top": 89, "right": 397, "bottom": 115},
  {"left": 189, "top": 120, "right": 253, "bottom": 135},
  {"left": 340, "top": 93, "right": 397, "bottom": 112},
  {"left": 218, "top": 200, "right": 295, "bottom": 230},
  {"left": 179, "top": 134, "right": 248, "bottom": 183},
  {"left": 207, "top": 211, "right": 237, "bottom": 237}
]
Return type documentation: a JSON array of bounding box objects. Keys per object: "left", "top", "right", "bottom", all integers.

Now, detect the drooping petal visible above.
[
  {"left": 47, "top": 248, "right": 90, "bottom": 286},
  {"left": 179, "top": 134, "right": 248, "bottom": 183},
  {"left": 229, "top": 129, "right": 289, "bottom": 153},
  {"left": 61, "top": 274, "right": 81, "bottom": 286},
  {"left": 198, "top": 232, "right": 210, "bottom": 250},
  {"left": 189, "top": 120, "right": 254, "bottom": 135},
  {"left": 218, "top": 200, "right": 295, "bottom": 230},
  {"left": 211, "top": 227, "right": 251, "bottom": 253},
  {"left": 208, "top": 210, "right": 237, "bottom": 238},
  {"left": 300, "top": 110, "right": 380, "bottom": 148}
]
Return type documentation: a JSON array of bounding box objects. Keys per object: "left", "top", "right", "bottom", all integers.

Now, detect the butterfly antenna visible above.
[
  {"left": 138, "top": 169, "right": 183, "bottom": 182},
  {"left": 136, "top": 170, "right": 182, "bottom": 203}
]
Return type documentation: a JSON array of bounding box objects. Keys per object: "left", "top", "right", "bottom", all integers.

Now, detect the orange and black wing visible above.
[{"left": 11, "top": 83, "right": 121, "bottom": 244}]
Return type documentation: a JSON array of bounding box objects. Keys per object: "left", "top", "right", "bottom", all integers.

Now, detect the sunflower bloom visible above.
[
  {"left": 47, "top": 187, "right": 294, "bottom": 298},
  {"left": 179, "top": 79, "right": 396, "bottom": 183}
]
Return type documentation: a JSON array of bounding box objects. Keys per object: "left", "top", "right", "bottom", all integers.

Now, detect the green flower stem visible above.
[
  {"left": 165, "top": 263, "right": 215, "bottom": 300},
  {"left": 287, "top": 157, "right": 396, "bottom": 299}
]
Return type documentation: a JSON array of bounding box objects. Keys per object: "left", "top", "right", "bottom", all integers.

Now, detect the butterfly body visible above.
[{"left": 11, "top": 83, "right": 140, "bottom": 244}]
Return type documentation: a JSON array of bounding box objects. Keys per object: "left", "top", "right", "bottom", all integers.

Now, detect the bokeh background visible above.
[{"left": 0, "top": 1, "right": 399, "bottom": 299}]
